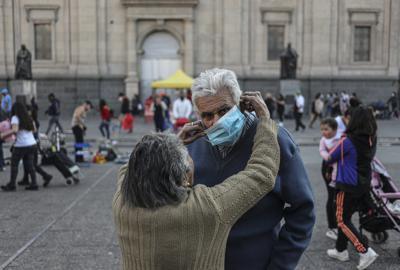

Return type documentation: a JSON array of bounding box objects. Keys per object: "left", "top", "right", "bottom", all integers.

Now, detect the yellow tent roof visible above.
[{"left": 151, "top": 69, "right": 194, "bottom": 89}]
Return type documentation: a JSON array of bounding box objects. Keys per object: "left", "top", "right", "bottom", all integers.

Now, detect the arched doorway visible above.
[{"left": 140, "top": 32, "right": 182, "bottom": 99}]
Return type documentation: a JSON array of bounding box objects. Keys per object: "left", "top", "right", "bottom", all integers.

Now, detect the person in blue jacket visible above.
[
  {"left": 184, "top": 68, "right": 315, "bottom": 270},
  {"left": 326, "top": 106, "right": 378, "bottom": 270}
]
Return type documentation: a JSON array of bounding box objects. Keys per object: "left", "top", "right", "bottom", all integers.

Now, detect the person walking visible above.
[
  {"left": 45, "top": 93, "right": 63, "bottom": 135},
  {"left": 326, "top": 106, "right": 379, "bottom": 270},
  {"left": 0, "top": 102, "right": 38, "bottom": 191},
  {"left": 1, "top": 88, "right": 12, "bottom": 118},
  {"left": 264, "top": 92, "right": 276, "bottom": 119},
  {"left": 99, "top": 99, "right": 111, "bottom": 140},
  {"left": 387, "top": 91, "right": 399, "bottom": 119},
  {"left": 113, "top": 93, "right": 280, "bottom": 270},
  {"left": 309, "top": 93, "right": 324, "bottom": 128},
  {"left": 71, "top": 101, "right": 93, "bottom": 162},
  {"left": 131, "top": 94, "right": 143, "bottom": 117},
  {"left": 152, "top": 95, "right": 168, "bottom": 132},
  {"left": 294, "top": 91, "right": 306, "bottom": 131},
  {"left": 172, "top": 91, "right": 192, "bottom": 129},
  {"left": 276, "top": 93, "right": 286, "bottom": 126}
]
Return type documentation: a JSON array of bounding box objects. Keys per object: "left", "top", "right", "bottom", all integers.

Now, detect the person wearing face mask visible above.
[
  {"left": 183, "top": 68, "right": 315, "bottom": 270},
  {"left": 172, "top": 91, "right": 192, "bottom": 130}
]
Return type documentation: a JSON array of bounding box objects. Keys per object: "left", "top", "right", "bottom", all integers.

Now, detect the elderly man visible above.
[{"left": 186, "top": 68, "right": 315, "bottom": 270}]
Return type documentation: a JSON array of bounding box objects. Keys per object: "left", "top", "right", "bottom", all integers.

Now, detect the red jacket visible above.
[{"left": 101, "top": 106, "right": 111, "bottom": 121}]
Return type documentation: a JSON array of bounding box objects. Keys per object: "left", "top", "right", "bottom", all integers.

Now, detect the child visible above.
[
  {"left": 326, "top": 106, "right": 378, "bottom": 270},
  {"left": 319, "top": 118, "right": 341, "bottom": 241}
]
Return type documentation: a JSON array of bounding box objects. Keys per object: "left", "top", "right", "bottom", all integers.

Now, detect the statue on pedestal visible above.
[
  {"left": 15, "top": 44, "right": 32, "bottom": 80},
  {"left": 280, "top": 43, "right": 298, "bottom": 80}
]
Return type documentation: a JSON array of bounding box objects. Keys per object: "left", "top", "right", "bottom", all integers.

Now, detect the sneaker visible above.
[
  {"left": 326, "top": 229, "right": 338, "bottom": 240},
  {"left": 327, "top": 248, "right": 350, "bottom": 262},
  {"left": 1, "top": 184, "right": 16, "bottom": 192},
  {"left": 43, "top": 175, "right": 53, "bottom": 187},
  {"left": 25, "top": 185, "right": 39, "bottom": 191},
  {"left": 357, "top": 248, "right": 378, "bottom": 270},
  {"left": 18, "top": 179, "right": 30, "bottom": 186}
]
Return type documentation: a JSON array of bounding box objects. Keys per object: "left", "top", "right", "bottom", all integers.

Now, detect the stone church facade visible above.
[{"left": 0, "top": 0, "right": 399, "bottom": 114}]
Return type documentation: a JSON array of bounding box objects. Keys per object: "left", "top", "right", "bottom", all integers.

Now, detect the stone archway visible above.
[{"left": 139, "top": 31, "right": 182, "bottom": 99}]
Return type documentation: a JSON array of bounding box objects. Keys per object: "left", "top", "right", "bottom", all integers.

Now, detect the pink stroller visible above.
[{"left": 359, "top": 158, "right": 400, "bottom": 257}]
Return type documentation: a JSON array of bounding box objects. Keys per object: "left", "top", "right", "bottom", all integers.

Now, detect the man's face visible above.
[{"left": 195, "top": 88, "right": 236, "bottom": 129}]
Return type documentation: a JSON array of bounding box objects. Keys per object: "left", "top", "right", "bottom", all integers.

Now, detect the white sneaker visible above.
[
  {"left": 326, "top": 229, "right": 338, "bottom": 240},
  {"left": 327, "top": 248, "right": 350, "bottom": 262},
  {"left": 357, "top": 248, "right": 378, "bottom": 270}
]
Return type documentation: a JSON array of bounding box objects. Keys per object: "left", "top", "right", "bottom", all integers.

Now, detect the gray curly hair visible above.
[
  {"left": 121, "top": 133, "right": 191, "bottom": 209},
  {"left": 191, "top": 68, "right": 242, "bottom": 111}
]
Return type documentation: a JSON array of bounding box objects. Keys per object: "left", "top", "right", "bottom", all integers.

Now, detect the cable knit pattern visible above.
[{"left": 112, "top": 117, "right": 280, "bottom": 270}]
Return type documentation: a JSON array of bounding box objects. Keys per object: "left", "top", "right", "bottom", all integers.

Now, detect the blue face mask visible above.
[{"left": 205, "top": 106, "right": 246, "bottom": 146}]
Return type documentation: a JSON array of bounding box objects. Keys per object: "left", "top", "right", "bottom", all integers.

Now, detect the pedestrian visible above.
[
  {"left": 350, "top": 92, "right": 362, "bottom": 108},
  {"left": 319, "top": 118, "right": 341, "bottom": 241},
  {"left": 0, "top": 102, "right": 38, "bottom": 191},
  {"left": 172, "top": 91, "right": 192, "bottom": 129},
  {"left": 326, "top": 106, "right": 379, "bottom": 270},
  {"left": 309, "top": 93, "right": 324, "bottom": 128},
  {"left": 18, "top": 103, "right": 52, "bottom": 187},
  {"left": 29, "top": 97, "right": 40, "bottom": 131},
  {"left": 339, "top": 91, "right": 350, "bottom": 115},
  {"left": 45, "top": 93, "right": 63, "bottom": 135},
  {"left": 99, "top": 99, "right": 111, "bottom": 140},
  {"left": 276, "top": 93, "right": 286, "bottom": 126},
  {"left": 113, "top": 93, "right": 280, "bottom": 270},
  {"left": 131, "top": 94, "right": 143, "bottom": 117},
  {"left": 325, "top": 92, "right": 334, "bottom": 117},
  {"left": 71, "top": 100, "right": 93, "bottom": 162},
  {"left": 294, "top": 91, "right": 306, "bottom": 131},
  {"left": 1, "top": 88, "right": 12, "bottom": 118},
  {"left": 387, "top": 91, "right": 399, "bottom": 119},
  {"left": 188, "top": 68, "right": 315, "bottom": 270},
  {"left": 331, "top": 93, "right": 341, "bottom": 117},
  {"left": 335, "top": 109, "right": 352, "bottom": 136},
  {"left": 151, "top": 95, "right": 168, "bottom": 132},
  {"left": 118, "top": 93, "right": 130, "bottom": 128},
  {"left": 264, "top": 92, "right": 276, "bottom": 119}
]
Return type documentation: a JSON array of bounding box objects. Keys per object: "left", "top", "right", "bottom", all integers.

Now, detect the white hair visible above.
[{"left": 191, "top": 68, "right": 242, "bottom": 111}]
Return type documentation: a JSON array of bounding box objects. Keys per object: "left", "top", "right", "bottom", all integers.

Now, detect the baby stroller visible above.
[
  {"left": 358, "top": 158, "right": 400, "bottom": 257},
  {"left": 39, "top": 128, "right": 81, "bottom": 185}
]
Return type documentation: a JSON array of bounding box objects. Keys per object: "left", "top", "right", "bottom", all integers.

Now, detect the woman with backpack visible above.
[{"left": 0, "top": 102, "right": 38, "bottom": 191}]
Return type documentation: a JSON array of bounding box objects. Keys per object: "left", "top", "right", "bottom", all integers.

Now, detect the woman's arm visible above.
[{"left": 204, "top": 93, "right": 280, "bottom": 225}]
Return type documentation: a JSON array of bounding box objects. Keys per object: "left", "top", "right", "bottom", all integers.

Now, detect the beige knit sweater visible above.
[{"left": 112, "top": 117, "right": 280, "bottom": 270}]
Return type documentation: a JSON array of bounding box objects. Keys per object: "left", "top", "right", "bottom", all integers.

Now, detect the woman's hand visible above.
[
  {"left": 177, "top": 121, "right": 206, "bottom": 145},
  {"left": 240, "top": 92, "right": 270, "bottom": 118}
]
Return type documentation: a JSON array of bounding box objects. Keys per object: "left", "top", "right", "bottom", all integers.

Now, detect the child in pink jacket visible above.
[{"left": 319, "top": 118, "right": 342, "bottom": 241}]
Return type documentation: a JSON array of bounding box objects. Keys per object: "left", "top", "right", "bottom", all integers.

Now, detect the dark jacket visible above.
[
  {"left": 46, "top": 98, "right": 60, "bottom": 116},
  {"left": 187, "top": 120, "right": 315, "bottom": 270}
]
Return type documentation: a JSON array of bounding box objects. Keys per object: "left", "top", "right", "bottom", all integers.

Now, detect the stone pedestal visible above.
[
  {"left": 279, "top": 79, "right": 301, "bottom": 96},
  {"left": 9, "top": 80, "right": 37, "bottom": 105},
  {"left": 125, "top": 75, "right": 139, "bottom": 99}
]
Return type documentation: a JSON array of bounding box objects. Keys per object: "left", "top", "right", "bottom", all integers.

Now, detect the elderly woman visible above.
[{"left": 112, "top": 92, "right": 280, "bottom": 270}]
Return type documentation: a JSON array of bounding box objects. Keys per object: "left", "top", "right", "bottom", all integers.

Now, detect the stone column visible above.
[
  {"left": 125, "top": 17, "right": 139, "bottom": 99},
  {"left": 184, "top": 18, "right": 194, "bottom": 76}
]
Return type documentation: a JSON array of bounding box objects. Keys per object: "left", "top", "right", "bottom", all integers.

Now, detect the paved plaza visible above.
[{"left": 0, "top": 117, "right": 399, "bottom": 269}]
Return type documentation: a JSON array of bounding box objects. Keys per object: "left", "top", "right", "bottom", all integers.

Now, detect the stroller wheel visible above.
[
  {"left": 66, "top": 179, "right": 72, "bottom": 185},
  {"left": 371, "top": 231, "right": 388, "bottom": 244}
]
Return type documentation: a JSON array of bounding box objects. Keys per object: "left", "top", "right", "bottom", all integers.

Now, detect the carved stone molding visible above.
[
  {"left": 348, "top": 8, "right": 380, "bottom": 25},
  {"left": 260, "top": 7, "right": 294, "bottom": 24},
  {"left": 121, "top": 0, "right": 198, "bottom": 7},
  {"left": 24, "top": 5, "right": 60, "bottom": 23}
]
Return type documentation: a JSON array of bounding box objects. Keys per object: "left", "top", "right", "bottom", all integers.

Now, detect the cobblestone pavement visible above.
[{"left": 0, "top": 117, "right": 399, "bottom": 269}]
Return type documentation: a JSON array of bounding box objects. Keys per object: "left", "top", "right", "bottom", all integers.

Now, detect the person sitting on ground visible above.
[
  {"left": 113, "top": 92, "right": 280, "bottom": 270},
  {"left": 319, "top": 118, "right": 341, "bottom": 242},
  {"left": 1, "top": 102, "right": 39, "bottom": 191},
  {"left": 326, "top": 106, "right": 379, "bottom": 270}
]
